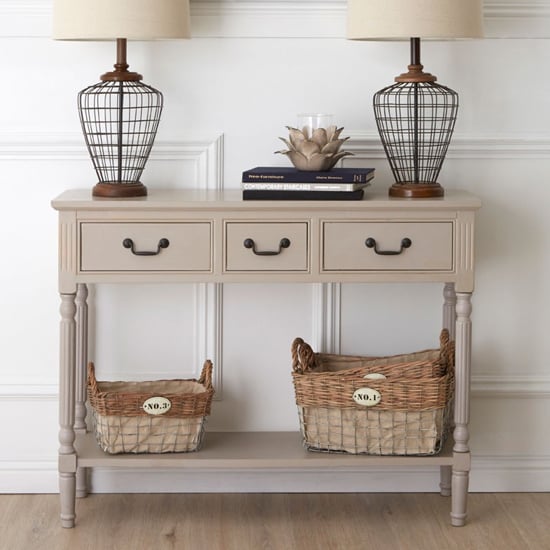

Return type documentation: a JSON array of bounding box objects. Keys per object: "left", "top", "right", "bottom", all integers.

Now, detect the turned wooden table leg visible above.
[
  {"left": 451, "top": 292, "right": 472, "bottom": 526},
  {"left": 59, "top": 293, "right": 77, "bottom": 528},
  {"left": 440, "top": 283, "right": 456, "bottom": 496},
  {"left": 75, "top": 284, "right": 89, "bottom": 498},
  {"left": 442, "top": 283, "right": 457, "bottom": 341},
  {"left": 440, "top": 465, "right": 452, "bottom": 497}
]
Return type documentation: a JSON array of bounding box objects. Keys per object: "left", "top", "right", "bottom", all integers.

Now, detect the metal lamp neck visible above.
[
  {"left": 101, "top": 38, "right": 143, "bottom": 82},
  {"left": 394, "top": 37, "right": 437, "bottom": 84}
]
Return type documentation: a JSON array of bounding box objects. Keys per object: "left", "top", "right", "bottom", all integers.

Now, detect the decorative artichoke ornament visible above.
[{"left": 276, "top": 125, "right": 353, "bottom": 171}]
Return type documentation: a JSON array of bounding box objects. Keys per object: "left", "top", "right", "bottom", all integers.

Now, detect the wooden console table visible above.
[{"left": 52, "top": 188, "right": 481, "bottom": 528}]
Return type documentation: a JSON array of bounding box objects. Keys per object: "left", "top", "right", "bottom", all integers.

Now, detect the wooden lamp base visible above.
[
  {"left": 92, "top": 182, "right": 148, "bottom": 198},
  {"left": 389, "top": 182, "right": 444, "bottom": 198}
]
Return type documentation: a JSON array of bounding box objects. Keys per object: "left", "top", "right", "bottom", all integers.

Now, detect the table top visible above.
[{"left": 52, "top": 188, "right": 482, "bottom": 212}]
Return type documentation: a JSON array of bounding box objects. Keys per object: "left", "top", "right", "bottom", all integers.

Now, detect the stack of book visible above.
[{"left": 241, "top": 166, "right": 375, "bottom": 200}]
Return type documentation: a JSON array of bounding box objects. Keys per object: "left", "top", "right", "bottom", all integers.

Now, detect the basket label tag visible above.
[
  {"left": 353, "top": 387, "right": 381, "bottom": 407},
  {"left": 142, "top": 396, "right": 172, "bottom": 415},
  {"left": 364, "top": 373, "right": 387, "bottom": 380}
]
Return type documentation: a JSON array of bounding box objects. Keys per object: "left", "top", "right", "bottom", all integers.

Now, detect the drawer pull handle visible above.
[
  {"left": 122, "top": 238, "right": 170, "bottom": 256},
  {"left": 365, "top": 237, "right": 412, "bottom": 255},
  {"left": 243, "top": 237, "right": 291, "bottom": 256}
]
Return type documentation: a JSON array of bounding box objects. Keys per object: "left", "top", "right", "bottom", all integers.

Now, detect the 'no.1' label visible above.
[{"left": 352, "top": 387, "right": 381, "bottom": 407}]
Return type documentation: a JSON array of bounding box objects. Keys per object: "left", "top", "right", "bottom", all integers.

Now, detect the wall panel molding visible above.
[
  {"left": 311, "top": 283, "right": 341, "bottom": 354},
  {"left": 0, "top": 132, "right": 226, "bottom": 165},
  {"left": 345, "top": 133, "right": 550, "bottom": 160},
  {"left": 0, "top": 133, "right": 225, "bottom": 401},
  {"left": 472, "top": 375, "right": 550, "bottom": 397},
  {"left": 485, "top": 1, "right": 550, "bottom": 17},
  {"left": 1, "top": 1, "right": 548, "bottom": 38},
  {"left": 1, "top": 132, "right": 548, "bottom": 161},
  {"left": 194, "top": 282, "right": 224, "bottom": 398},
  {"left": 190, "top": 135, "right": 224, "bottom": 396},
  {"left": 0, "top": 384, "right": 58, "bottom": 400},
  {"left": 2, "top": 374, "right": 550, "bottom": 399}
]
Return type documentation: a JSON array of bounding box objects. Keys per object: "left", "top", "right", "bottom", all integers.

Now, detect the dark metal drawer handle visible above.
[
  {"left": 122, "top": 238, "right": 170, "bottom": 256},
  {"left": 243, "top": 237, "right": 291, "bottom": 256},
  {"left": 365, "top": 237, "right": 412, "bottom": 255}
]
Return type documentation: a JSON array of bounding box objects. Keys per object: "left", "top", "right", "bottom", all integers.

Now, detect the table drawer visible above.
[
  {"left": 322, "top": 222, "right": 453, "bottom": 271},
  {"left": 80, "top": 223, "right": 212, "bottom": 272},
  {"left": 225, "top": 222, "right": 308, "bottom": 272}
]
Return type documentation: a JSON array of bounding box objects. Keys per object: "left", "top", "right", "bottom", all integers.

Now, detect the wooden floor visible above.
[{"left": 1, "top": 493, "right": 549, "bottom": 550}]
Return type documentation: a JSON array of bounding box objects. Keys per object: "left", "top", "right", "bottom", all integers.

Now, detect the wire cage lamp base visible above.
[
  {"left": 78, "top": 39, "right": 163, "bottom": 198},
  {"left": 91, "top": 181, "right": 150, "bottom": 198},
  {"left": 373, "top": 38, "right": 458, "bottom": 199}
]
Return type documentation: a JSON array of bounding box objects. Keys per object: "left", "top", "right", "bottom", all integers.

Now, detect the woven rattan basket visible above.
[
  {"left": 291, "top": 330, "right": 454, "bottom": 456},
  {"left": 88, "top": 361, "right": 214, "bottom": 454}
]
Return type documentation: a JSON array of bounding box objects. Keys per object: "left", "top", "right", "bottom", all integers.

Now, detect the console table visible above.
[{"left": 52, "top": 188, "right": 481, "bottom": 528}]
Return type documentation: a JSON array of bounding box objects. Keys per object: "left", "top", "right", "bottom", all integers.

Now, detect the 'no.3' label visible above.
[
  {"left": 142, "top": 396, "right": 172, "bottom": 415},
  {"left": 352, "top": 387, "right": 381, "bottom": 407}
]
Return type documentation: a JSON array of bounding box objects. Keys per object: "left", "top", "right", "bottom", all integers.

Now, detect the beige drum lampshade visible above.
[
  {"left": 53, "top": 0, "right": 191, "bottom": 40},
  {"left": 347, "top": 0, "right": 484, "bottom": 40}
]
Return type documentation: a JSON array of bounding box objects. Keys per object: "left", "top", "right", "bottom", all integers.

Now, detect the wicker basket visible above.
[
  {"left": 291, "top": 330, "right": 454, "bottom": 456},
  {"left": 88, "top": 361, "right": 214, "bottom": 454}
]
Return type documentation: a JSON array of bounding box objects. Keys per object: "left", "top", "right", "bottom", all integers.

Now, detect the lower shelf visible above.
[{"left": 75, "top": 431, "right": 456, "bottom": 469}]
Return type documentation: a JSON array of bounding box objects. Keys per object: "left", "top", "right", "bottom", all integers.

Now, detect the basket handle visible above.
[
  {"left": 439, "top": 329, "right": 455, "bottom": 369},
  {"left": 198, "top": 360, "right": 214, "bottom": 390},
  {"left": 291, "top": 337, "right": 316, "bottom": 374},
  {"left": 87, "top": 362, "right": 99, "bottom": 394}
]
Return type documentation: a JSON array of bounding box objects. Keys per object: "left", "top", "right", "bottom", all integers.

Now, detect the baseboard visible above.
[
  {"left": 470, "top": 454, "right": 550, "bottom": 492},
  {"left": 0, "top": 461, "right": 58, "bottom": 493},
  {"left": 2, "top": 455, "right": 550, "bottom": 494},
  {"left": 89, "top": 455, "right": 550, "bottom": 493}
]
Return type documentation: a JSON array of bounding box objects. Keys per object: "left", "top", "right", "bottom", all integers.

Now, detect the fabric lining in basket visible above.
[
  {"left": 88, "top": 361, "right": 214, "bottom": 454},
  {"left": 291, "top": 330, "right": 454, "bottom": 455}
]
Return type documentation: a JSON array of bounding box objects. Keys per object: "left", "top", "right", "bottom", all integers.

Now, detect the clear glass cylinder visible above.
[{"left": 297, "top": 113, "right": 333, "bottom": 134}]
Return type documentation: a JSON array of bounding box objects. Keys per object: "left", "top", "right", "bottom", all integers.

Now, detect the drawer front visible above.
[
  {"left": 80, "top": 223, "right": 212, "bottom": 272},
  {"left": 225, "top": 222, "right": 308, "bottom": 272},
  {"left": 323, "top": 222, "right": 453, "bottom": 271}
]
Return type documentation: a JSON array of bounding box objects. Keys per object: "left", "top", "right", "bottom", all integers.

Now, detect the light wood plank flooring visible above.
[{"left": 1, "top": 493, "right": 549, "bottom": 550}]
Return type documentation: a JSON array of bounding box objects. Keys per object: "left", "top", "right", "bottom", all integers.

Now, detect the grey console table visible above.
[{"left": 52, "top": 188, "right": 481, "bottom": 528}]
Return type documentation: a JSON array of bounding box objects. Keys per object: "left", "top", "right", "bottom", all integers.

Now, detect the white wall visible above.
[{"left": 1, "top": 0, "right": 550, "bottom": 493}]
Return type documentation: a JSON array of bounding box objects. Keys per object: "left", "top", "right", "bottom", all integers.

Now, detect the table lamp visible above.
[
  {"left": 347, "top": 0, "right": 483, "bottom": 198},
  {"left": 53, "top": 0, "right": 191, "bottom": 197}
]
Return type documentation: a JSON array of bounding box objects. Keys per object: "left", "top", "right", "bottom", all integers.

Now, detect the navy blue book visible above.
[
  {"left": 242, "top": 166, "right": 375, "bottom": 184},
  {"left": 242, "top": 189, "right": 365, "bottom": 201}
]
